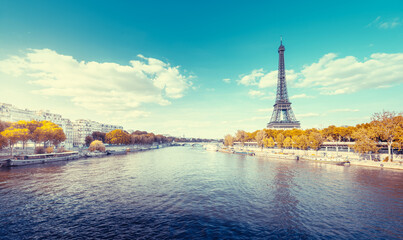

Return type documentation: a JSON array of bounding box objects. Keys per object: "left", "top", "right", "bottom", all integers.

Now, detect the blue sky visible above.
[{"left": 0, "top": 0, "right": 402, "bottom": 138}]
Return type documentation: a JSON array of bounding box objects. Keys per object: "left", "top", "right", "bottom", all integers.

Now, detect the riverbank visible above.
[
  {"left": 216, "top": 146, "right": 403, "bottom": 170},
  {"left": 0, "top": 144, "right": 171, "bottom": 168}
]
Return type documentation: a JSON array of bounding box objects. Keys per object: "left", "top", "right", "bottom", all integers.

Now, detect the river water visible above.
[{"left": 0, "top": 146, "right": 402, "bottom": 239}]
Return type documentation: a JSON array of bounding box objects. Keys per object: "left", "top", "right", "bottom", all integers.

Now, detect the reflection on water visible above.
[{"left": 0, "top": 147, "right": 402, "bottom": 239}]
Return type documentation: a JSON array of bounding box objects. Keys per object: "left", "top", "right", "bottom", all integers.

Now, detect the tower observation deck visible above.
[{"left": 267, "top": 40, "right": 301, "bottom": 129}]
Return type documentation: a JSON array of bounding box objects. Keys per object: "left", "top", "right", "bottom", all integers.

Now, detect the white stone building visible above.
[
  {"left": 0, "top": 103, "right": 123, "bottom": 149},
  {"left": 0, "top": 103, "right": 44, "bottom": 122},
  {"left": 72, "top": 119, "right": 123, "bottom": 147}
]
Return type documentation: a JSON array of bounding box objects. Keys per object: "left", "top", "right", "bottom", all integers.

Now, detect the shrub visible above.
[
  {"left": 88, "top": 140, "right": 105, "bottom": 152},
  {"left": 46, "top": 146, "right": 54, "bottom": 153},
  {"left": 35, "top": 146, "right": 45, "bottom": 154}
]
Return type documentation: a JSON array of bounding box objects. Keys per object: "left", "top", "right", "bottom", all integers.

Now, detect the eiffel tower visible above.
[{"left": 267, "top": 39, "right": 301, "bottom": 129}]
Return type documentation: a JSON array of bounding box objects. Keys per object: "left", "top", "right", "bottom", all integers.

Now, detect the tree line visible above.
[
  {"left": 224, "top": 111, "right": 403, "bottom": 160},
  {"left": 0, "top": 120, "right": 66, "bottom": 155},
  {"left": 85, "top": 129, "right": 172, "bottom": 146},
  {"left": 84, "top": 130, "right": 215, "bottom": 147}
]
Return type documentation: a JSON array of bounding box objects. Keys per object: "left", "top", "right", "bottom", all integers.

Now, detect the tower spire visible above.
[{"left": 267, "top": 40, "right": 300, "bottom": 129}]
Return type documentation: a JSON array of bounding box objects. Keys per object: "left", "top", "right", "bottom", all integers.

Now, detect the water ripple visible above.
[{"left": 0, "top": 147, "right": 402, "bottom": 239}]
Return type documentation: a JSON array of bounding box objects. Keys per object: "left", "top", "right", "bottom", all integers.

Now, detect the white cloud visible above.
[
  {"left": 296, "top": 52, "right": 403, "bottom": 95},
  {"left": 238, "top": 68, "right": 298, "bottom": 88},
  {"left": 248, "top": 90, "right": 265, "bottom": 97},
  {"left": 261, "top": 92, "right": 276, "bottom": 100},
  {"left": 0, "top": 49, "right": 193, "bottom": 116},
  {"left": 257, "top": 108, "right": 273, "bottom": 112},
  {"left": 258, "top": 70, "right": 299, "bottom": 88},
  {"left": 290, "top": 93, "right": 314, "bottom": 99},
  {"left": 238, "top": 68, "right": 264, "bottom": 86},
  {"left": 367, "top": 16, "right": 401, "bottom": 29},
  {"left": 296, "top": 113, "right": 320, "bottom": 118},
  {"left": 328, "top": 109, "right": 359, "bottom": 113},
  {"left": 223, "top": 78, "right": 231, "bottom": 83}
]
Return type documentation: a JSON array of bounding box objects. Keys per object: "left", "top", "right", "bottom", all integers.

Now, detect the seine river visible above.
[{"left": 0, "top": 146, "right": 402, "bottom": 239}]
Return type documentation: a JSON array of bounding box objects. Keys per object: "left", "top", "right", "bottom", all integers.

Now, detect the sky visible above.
[{"left": 0, "top": 0, "right": 402, "bottom": 139}]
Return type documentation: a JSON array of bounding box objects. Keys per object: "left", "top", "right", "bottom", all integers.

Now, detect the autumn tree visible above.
[
  {"left": 32, "top": 121, "right": 66, "bottom": 147},
  {"left": 106, "top": 129, "right": 130, "bottom": 145},
  {"left": 352, "top": 127, "right": 379, "bottom": 160},
  {"left": 255, "top": 130, "right": 268, "bottom": 149},
  {"left": 0, "top": 120, "right": 11, "bottom": 132},
  {"left": 26, "top": 120, "right": 43, "bottom": 147},
  {"left": 322, "top": 125, "right": 337, "bottom": 142},
  {"left": 224, "top": 134, "right": 234, "bottom": 146},
  {"left": 89, "top": 140, "right": 106, "bottom": 152},
  {"left": 275, "top": 133, "right": 285, "bottom": 149},
  {"left": 92, "top": 131, "right": 106, "bottom": 142},
  {"left": 0, "top": 134, "right": 7, "bottom": 150},
  {"left": 291, "top": 135, "right": 299, "bottom": 149},
  {"left": 235, "top": 130, "right": 248, "bottom": 146},
  {"left": 9, "top": 121, "right": 31, "bottom": 149},
  {"left": 283, "top": 137, "right": 292, "bottom": 149},
  {"left": 371, "top": 111, "right": 403, "bottom": 161},
  {"left": 296, "top": 135, "right": 309, "bottom": 150},
  {"left": 264, "top": 137, "right": 275, "bottom": 148},
  {"left": 85, "top": 136, "right": 94, "bottom": 147},
  {"left": 308, "top": 132, "right": 324, "bottom": 151},
  {"left": 1, "top": 127, "right": 29, "bottom": 155}
]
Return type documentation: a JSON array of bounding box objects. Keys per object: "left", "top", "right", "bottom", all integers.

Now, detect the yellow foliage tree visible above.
[
  {"left": 224, "top": 134, "right": 234, "bottom": 146},
  {"left": 291, "top": 135, "right": 299, "bottom": 149},
  {"left": 235, "top": 130, "right": 248, "bottom": 146},
  {"left": 33, "top": 121, "right": 66, "bottom": 147},
  {"left": 275, "top": 133, "right": 285, "bottom": 149},
  {"left": 283, "top": 137, "right": 292, "bottom": 149},
  {"left": 371, "top": 111, "right": 403, "bottom": 161},
  {"left": 308, "top": 132, "right": 324, "bottom": 151},
  {"left": 106, "top": 129, "right": 130, "bottom": 145},
  {"left": 263, "top": 137, "right": 275, "bottom": 148},
  {"left": 1, "top": 127, "right": 29, "bottom": 155},
  {"left": 352, "top": 127, "right": 379, "bottom": 160},
  {"left": 89, "top": 140, "right": 106, "bottom": 152},
  {"left": 296, "top": 135, "right": 309, "bottom": 150}
]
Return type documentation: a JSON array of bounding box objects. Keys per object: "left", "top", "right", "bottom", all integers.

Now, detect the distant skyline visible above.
[{"left": 0, "top": 0, "right": 402, "bottom": 138}]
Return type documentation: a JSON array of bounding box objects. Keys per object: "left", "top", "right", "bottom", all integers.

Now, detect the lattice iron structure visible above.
[{"left": 267, "top": 40, "right": 301, "bottom": 129}]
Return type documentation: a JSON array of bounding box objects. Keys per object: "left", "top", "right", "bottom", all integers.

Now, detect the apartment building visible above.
[{"left": 0, "top": 103, "right": 123, "bottom": 148}]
